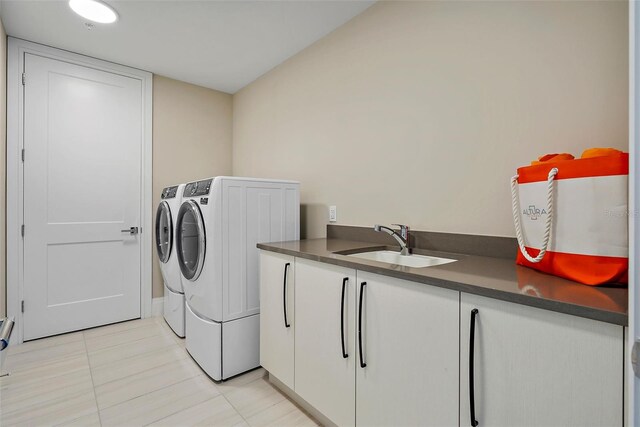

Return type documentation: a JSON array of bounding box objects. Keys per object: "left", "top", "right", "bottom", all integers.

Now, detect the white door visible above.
[
  {"left": 294, "top": 259, "right": 356, "bottom": 426},
  {"left": 259, "top": 251, "right": 295, "bottom": 389},
  {"left": 23, "top": 53, "right": 143, "bottom": 340},
  {"left": 355, "top": 271, "right": 459, "bottom": 427},
  {"left": 460, "top": 293, "right": 623, "bottom": 427}
]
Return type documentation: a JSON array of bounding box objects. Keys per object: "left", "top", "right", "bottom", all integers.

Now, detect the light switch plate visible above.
[{"left": 329, "top": 205, "right": 337, "bottom": 222}]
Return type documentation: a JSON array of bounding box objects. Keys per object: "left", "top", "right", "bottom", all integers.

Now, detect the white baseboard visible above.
[{"left": 151, "top": 297, "right": 164, "bottom": 317}]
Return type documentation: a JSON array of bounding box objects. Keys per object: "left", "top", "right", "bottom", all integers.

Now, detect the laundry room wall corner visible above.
[
  {"left": 0, "top": 19, "right": 7, "bottom": 318},
  {"left": 152, "top": 75, "right": 233, "bottom": 299}
]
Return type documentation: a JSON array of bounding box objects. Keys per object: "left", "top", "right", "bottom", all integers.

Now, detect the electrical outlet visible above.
[{"left": 329, "top": 205, "right": 337, "bottom": 222}]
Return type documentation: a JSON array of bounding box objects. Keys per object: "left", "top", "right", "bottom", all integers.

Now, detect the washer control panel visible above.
[
  {"left": 183, "top": 179, "right": 212, "bottom": 198},
  {"left": 161, "top": 186, "right": 179, "bottom": 199}
]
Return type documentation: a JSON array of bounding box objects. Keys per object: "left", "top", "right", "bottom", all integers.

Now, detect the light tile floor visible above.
[{"left": 0, "top": 317, "right": 319, "bottom": 427}]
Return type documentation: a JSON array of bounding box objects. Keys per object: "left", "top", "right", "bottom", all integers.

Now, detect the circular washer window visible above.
[
  {"left": 176, "top": 200, "right": 206, "bottom": 281},
  {"left": 155, "top": 201, "right": 173, "bottom": 263}
]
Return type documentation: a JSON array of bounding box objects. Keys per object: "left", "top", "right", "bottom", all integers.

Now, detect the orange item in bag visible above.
[
  {"left": 530, "top": 153, "right": 574, "bottom": 165},
  {"left": 581, "top": 148, "right": 625, "bottom": 159}
]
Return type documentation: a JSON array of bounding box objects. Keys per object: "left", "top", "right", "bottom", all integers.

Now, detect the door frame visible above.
[
  {"left": 6, "top": 38, "right": 153, "bottom": 344},
  {"left": 630, "top": 2, "right": 638, "bottom": 424}
]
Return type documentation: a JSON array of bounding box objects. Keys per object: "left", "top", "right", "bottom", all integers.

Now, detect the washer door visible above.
[
  {"left": 155, "top": 201, "right": 172, "bottom": 264},
  {"left": 176, "top": 200, "right": 206, "bottom": 281}
]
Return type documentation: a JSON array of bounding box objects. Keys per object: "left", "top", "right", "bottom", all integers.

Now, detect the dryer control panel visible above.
[
  {"left": 161, "top": 186, "right": 179, "bottom": 199},
  {"left": 184, "top": 179, "right": 212, "bottom": 198}
]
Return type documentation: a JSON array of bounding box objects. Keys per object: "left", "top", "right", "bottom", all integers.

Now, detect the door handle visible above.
[
  {"left": 121, "top": 227, "right": 139, "bottom": 235},
  {"left": 358, "top": 281, "right": 367, "bottom": 368},
  {"left": 469, "top": 308, "right": 479, "bottom": 427},
  {"left": 283, "top": 263, "right": 291, "bottom": 328},
  {"left": 340, "top": 277, "right": 348, "bottom": 359}
]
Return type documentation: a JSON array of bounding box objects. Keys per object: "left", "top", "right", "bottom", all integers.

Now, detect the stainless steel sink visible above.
[{"left": 346, "top": 250, "right": 456, "bottom": 268}]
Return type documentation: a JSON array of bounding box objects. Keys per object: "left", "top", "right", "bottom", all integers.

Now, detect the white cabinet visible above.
[
  {"left": 259, "top": 251, "right": 296, "bottom": 389},
  {"left": 460, "top": 293, "right": 624, "bottom": 427},
  {"left": 295, "top": 259, "right": 357, "bottom": 426},
  {"left": 355, "top": 271, "right": 460, "bottom": 427},
  {"left": 260, "top": 251, "right": 625, "bottom": 427}
]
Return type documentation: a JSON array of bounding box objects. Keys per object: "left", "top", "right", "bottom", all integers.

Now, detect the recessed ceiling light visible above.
[{"left": 69, "top": 0, "right": 118, "bottom": 24}]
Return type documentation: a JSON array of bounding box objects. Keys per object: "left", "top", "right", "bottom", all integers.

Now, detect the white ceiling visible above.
[{"left": 0, "top": 0, "right": 373, "bottom": 93}]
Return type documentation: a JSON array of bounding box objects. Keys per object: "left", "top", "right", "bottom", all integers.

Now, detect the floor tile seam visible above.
[
  {"left": 8, "top": 336, "right": 85, "bottom": 356},
  {"left": 51, "top": 411, "right": 100, "bottom": 427},
  {"left": 0, "top": 383, "right": 97, "bottom": 422},
  {"left": 0, "top": 373, "right": 94, "bottom": 405},
  {"left": 137, "top": 388, "right": 226, "bottom": 427},
  {"left": 0, "top": 364, "right": 92, "bottom": 392},
  {"left": 95, "top": 363, "right": 203, "bottom": 411},
  {"left": 83, "top": 333, "right": 105, "bottom": 427},
  {"left": 219, "top": 375, "right": 280, "bottom": 425},
  {"left": 92, "top": 350, "right": 197, "bottom": 391},
  {"left": 216, "top": 372, "right": 269, "bottom": 397},
  {"left": 219, "top": 392, "right": 252, "bottom": 426},
  {"left": 87, "top": 339, "right": 178, "bottom": 368},
  {"left": 84, "top": 331, "right": 168, "bottom": 354},
  {"left": 7, "top": 348, "right": 87, "bottom": 371},
  {"left": 83, "top": 323, "right": 163, "bottom": 342},
  {"left": 89, "top": 349, "right": 191, "bottom": 385}
]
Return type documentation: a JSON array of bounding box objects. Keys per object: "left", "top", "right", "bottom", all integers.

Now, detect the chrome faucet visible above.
[{"left": 374, "top": 224, "right": 411, "bottom": 255}]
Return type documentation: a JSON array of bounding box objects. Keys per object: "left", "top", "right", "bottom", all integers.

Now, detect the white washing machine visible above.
[
  {"left": 176, "top": 176, "right": 299, "bottom": 380},
  {"left": 155, "top": 183, "right": 186, "bottom": 337}
]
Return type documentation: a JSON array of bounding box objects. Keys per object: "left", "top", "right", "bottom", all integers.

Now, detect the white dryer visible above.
[
  {"left": 155, "top": 183, "right": 186, "bottom": 337},
  {"left": 176, "top": 176, "right": 299, "bottom": 380}
]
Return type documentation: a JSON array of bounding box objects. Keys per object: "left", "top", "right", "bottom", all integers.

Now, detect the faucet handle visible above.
[{"left": 392, "top": 224, "right": 409, "bottom": 240}]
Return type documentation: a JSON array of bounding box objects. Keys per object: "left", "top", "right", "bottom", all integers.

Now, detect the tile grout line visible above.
[
  {"left": 106, "top": 328, "right": 215, "bottom": 427},
  {"left": 1, "top": 353, "right": 98, "bottom": 423},
  {"left": 89, "top": 344, "right": 191, "bottom": 387},
  {"left": 218, "top": 375, "right": 281, "bottom": 426},
  {"left": 85, "top": 329, "right": 169, "bottom": 354},
  {"left": 83, "top": 332, "right": 105, "bottom": 427},
  {"left": 88, "top": 346, "right": 179, "bottom": 374},
  {"left": 86, "top": 327, "right": 180, "bottom": 368},
  {"left": 83, "top": 317, "right": 161, "bottom": 340},
  {"left": 139, "top": 390, "right": 226, "bottom": 427},
  {"left": 219, "top": 390, "right": 252, "bottom": 426},
  {"left": 90, "top": 352, "right": 202, "bottom": 411},
  {"left": 96, "top": 357, "right": 204, "bottom": 412},
  {"left": 136, "top": 375, "right": 218, "bottom": 427}
]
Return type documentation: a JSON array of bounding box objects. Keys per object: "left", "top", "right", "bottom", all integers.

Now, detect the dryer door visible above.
[
  {"left": 155, "top": 201, "right": 172, "bottom": 263},
  {"left": 176, "top": 200, "right": 206, "bottom": 281}
]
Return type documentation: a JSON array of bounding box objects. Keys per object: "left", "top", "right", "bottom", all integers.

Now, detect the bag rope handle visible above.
[{"left": 510, "top": 167, "right": 558, "bottom": 263}]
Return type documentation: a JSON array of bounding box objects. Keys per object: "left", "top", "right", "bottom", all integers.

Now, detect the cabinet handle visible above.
[
  {"left": 358, "top": 281, "right": 367, "bottom": 368},
  {"left": 283, "top": 263, "right": 291, "bottom": 328},
  {"left": 340, "top": 277, "right": 348, "bottom": 358},
  {"left": 469, "top": 308, "right": 479, "bottom": 427}
]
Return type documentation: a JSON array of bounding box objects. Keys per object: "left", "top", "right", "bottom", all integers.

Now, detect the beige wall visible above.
[
  {"left": 1, "top": 21, "right": 6, "bottom": 317},
  {"left": 232, "top": 0, "right": 628, "bottom": 239},
  {"left": 152, "top": 75, "right": 232, "bottom": 298},
  {"left": 0, "top": 1, "right": 630, "bottom": 307}
]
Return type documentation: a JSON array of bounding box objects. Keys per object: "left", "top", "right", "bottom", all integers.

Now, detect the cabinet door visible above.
[
  {"left": 295, "top": 259, "right": 357, "bottom": 426},
  {"left": 356, "top": 272, "right": 459, "bottom": 427},
  {"left": 460, "top": 293, "right": 623, "bottom": 427},
  {"left": 259, "top": 251, "right": 295, "bottom": 389}
]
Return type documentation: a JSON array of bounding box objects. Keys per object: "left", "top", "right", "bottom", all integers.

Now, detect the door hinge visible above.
[
  {"left": 21, "top": 300, "right": 24, "bottom": 313},
  {"left": 21, "top": 224, "right": 24, "bottom": 238},
  {"left": 633, "top": 339, "right": 640, "bottom": 378},
  {"left": 22, "top": 73, "right": 25, "bottom": 86},
  {"left": 21, "top": 148, "right": 25, "bottom": 162}
]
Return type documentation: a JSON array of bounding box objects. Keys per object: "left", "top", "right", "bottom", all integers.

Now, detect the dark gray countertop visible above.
[{"left": 257, "top": 238, "right": 628, "bottom": 326}]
